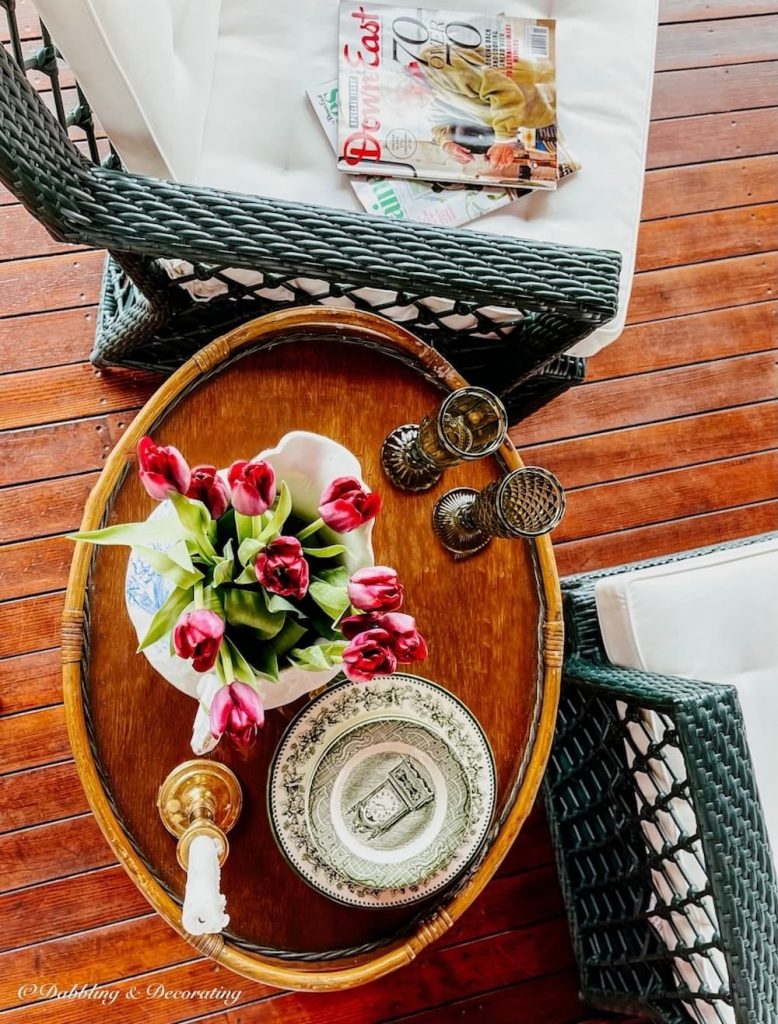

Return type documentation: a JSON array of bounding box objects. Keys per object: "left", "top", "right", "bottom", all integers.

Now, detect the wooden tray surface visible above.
[{"left": 63, "top": 309, "right": 561, "bottom": 989}]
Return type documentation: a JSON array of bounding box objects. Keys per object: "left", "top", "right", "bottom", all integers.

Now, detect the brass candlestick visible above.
[
  {"left": 381, "top": 387, "right": 508, "bottom": 492},
  {"left": 157, "top": 760, "right": 242, "bottom": 871},
  {"left": 432, "top": 467, "right": 566, "bottom": 558}
]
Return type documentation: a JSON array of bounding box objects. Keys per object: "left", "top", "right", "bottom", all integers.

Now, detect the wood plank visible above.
[
  {"left": 556, "top": 500, "right": 778, "bottom": 576},
  {"left": 0, "top": 414, "right": 125, "bottom": 486},
  {"left": 0, "top": 913, "right": 189, "bottom": 1010},
  {"left": 655, "top": 16, "right": 778, "bottom": 70},
  {"left": 659, "top": 0, "right": 778, "bottom": 21},
  {"left": 0, "top": 535, "right": 72, "bottom": 601},
  {"left": 0, "top": 475, "right": 98, "bottom": 544},
  {"left": 0, "top": 307, "right": 97, "bottom": 373},
  {"left": 588, "top": 302, "right": 778, "bottom": 380},
  {"left": 0, "top": 958, "right": 262, "bottom": 1024},
  {"left": 0, "top": 705, "right": 70, "bottom": 774},
  {"left": 0, "top": 866, "right": 149, "bottom": 954},
  {"left": 0, "top": 204, "right": 87, "bottom": 262},
  {"left": 635, "top": 203, "right": 778, "bottom": 271},
  {"left": 0, "top": 760, "right": 86, "bottom": 832},
  {"left": 651, "top": 61, "right": 778, "bottom": 119},
  {"left": 627, "top": 252, "right": 777, "bottom": 323},
  {"left": 1, "top": 915, "right": 573, "bottom": 1016},
  {"left": 0, "top": 814, "right": 115, "bottom": 893},
  {"left": 186, "top": 920, "right": 575, "bottom": 1024},
  {"left": 0, "top": 860, "right": 561, "bottom": 970},
  {"left": 0, "top": 361, "right": 156, "bottom": 430},
  {"left": 0, "top": 649, "right": 62, "bottom": 716},
  {"left": 524, "top": 403, "right": 778, "bottom": 489},
  {"left": 387, "top": 970, "right": 583, "bottom": 1024},
  {"left": 516, "top": 352, "right": 778, "bottom": 445},
  {"left": 0, "top": 591, "right": 63, "bottom": 657},
  {"left": 0, "top": 251, "right": 103, "bottom": 318},
  {"left": 647, "top": 107, "right": 778, "bottom": 168},
  {"left": 642, "top": 156, "right": 778, "bottom": 220},
  {"left": 556, "top": 452, "right": 778, "bottom": 543}
]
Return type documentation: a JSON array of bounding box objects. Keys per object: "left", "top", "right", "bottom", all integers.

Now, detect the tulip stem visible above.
[
  {"left": 194, "top": 581, "right": 204, "bottom": 609},
  {"left": 297, "top": 517, "right": 324, "bottom": 541}
]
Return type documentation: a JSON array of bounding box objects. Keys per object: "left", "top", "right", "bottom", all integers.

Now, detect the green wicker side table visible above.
[
  {"left": 0, "top": 3, "right": 620, "bottom": 422},
  {"left": 544, "top": 534, "right": 778, "bottom": 1024}
]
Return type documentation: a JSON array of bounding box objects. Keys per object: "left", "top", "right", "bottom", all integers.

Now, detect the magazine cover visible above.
[
  {"left": 308, "top": 80, "right": 521, "bottom": 227},
  {"left": 337, "top": 3, "right": 559, "bottom": 189}
]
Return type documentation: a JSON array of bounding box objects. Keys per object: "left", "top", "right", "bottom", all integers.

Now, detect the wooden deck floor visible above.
[{"left": 1, "top": 1, "right": 776, "bottom": 1021}]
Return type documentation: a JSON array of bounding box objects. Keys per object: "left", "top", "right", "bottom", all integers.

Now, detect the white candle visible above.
[{"left": 181, "top": 834, "right": 229, "bottom": 935}]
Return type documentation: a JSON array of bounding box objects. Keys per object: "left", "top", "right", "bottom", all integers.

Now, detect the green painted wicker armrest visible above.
[
  {"left": 0, "top": 41, "right": 621, "bottom": 326},
  {"left": 547, "top": 652, "right": 778, "bottom": 1023}
]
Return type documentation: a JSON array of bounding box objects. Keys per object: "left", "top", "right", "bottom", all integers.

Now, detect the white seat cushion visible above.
[
  {"left": 595, "top": 537, "right": 778, "bottom": 1023},
  {"left": 36, "top": 0, "right": 658, "bottom": 355}
]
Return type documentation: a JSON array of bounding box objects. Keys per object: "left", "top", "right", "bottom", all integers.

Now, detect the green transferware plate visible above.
[{"left": 267, "top": 674, "right": 496, "bottom": 908}]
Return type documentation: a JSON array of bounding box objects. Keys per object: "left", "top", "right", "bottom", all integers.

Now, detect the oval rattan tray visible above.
[{"left": 62, "top": 307, "right": 562, "bottom": 990}]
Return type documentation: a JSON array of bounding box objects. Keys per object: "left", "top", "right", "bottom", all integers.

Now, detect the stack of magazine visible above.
[{"left": 308, "top": 2, "right": 579, "bottom": 228}]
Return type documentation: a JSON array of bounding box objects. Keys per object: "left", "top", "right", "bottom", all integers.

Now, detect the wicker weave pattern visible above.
[
  {"left": 0, "top": 11, "right": 617, "bottom": 419},
  {"left": 545, "top": 534, "right": 778, "bottom": 1024}
]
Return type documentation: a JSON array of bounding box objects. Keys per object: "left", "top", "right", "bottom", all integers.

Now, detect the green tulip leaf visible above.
[
  {"left": 258, "top": 482, "right": 292, "bottom": 542},
  {"left": 132, "top": 546, "right": 204, "bottom": 590},
  {"left": 201, "top": 585, "right": 224, "bottom": 614},
  {"left": 212, "top": 558, "right": 234, "bottom": 588},
  {"left": 290, "top": 640, "right": 348, "bottom": 672},
  {"left": 237, "top": 537, "right": 263, "bottom": 567},
  {"left": 251, "top": 645, "right": 279, "bottom": 683},
  {"left": 138, "top": 586, "right": 193, "bottom": 651},
  {"left": 318, "top": 566, "right": 350, "bottom": 588},
  {"left": 271, "top": 618, "right": 308, "bottom": 657},
  {"left": 223, "top": 587, "right": 285, "bottom": 638},
  {"left": 235, "top": 511, "right": 254, "bottom": 544},
  {"left": 168, "top": 492, "right": 217, "bottom": 560},
  {"left": 302, "top": 544, "right": 346, "bottom": 559},
  {"left": 309, "top": 578, "right": 351, "bottom": 621},
  {"left": 69, "top": 515, "right": 187, "bottom": 548},
  {"left": 264, "top": 592, "right": 300, "bottom": 615},
  {"left": 234, "top": 565, "right": 258, "bottom": 585},
  {"left": 224, "top": 638, "right": 257, "bottom": 686}
]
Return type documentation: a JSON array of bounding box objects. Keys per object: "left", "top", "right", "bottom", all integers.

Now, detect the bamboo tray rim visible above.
[{"left": 62, "top": 306, "right": 563, "bottom": 991}]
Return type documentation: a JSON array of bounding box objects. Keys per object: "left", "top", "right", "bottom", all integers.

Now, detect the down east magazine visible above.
[{"left": 337, "top": 2, "right": 563, "bottom": 190}]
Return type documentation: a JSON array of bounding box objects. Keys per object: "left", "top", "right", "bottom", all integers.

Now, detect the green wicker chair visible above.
[
  {"left": 0, "top": 2, "right": 622, "bottom": 422},
  {"left": 544, "top": 534, "right": 778, "bottom": 1024}
]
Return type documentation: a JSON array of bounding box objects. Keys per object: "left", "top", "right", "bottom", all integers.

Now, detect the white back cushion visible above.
[
  {"left": 34, "top": 0, "right": 658, "bottom": 355},
  {"left": 35, "top": 0, "right": 222, "bottom": 182}
]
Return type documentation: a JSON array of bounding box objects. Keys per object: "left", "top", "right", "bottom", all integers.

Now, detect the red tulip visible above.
[
  {"left": 374, "top": 612, "right": 428, "bottom": 662},
  {"left": 186, "top": 465, "right": 230, "bottom": 519},
  {"left": 342, "top": 628, "right": 397, "bottom": 683},
  {"left": 255, "top": 536, "right": 309, "bottom": 600},
  {"left": 318, "top": 476, "right": 381, "bottom": 533},
  {"left": 227, "top": 459, "right": 276, "bottom": 516},
  {"left": 348, "top": 566, "right": 403, "bottom": 612},
  {"left": 137, "top": 436, "right": 191, "bottom": 500},
  {"left": 339, "top": 612, "right": 379, "bottom": 639},
  {"left": 172, "top": 610, "right": 225, "bottom": 672},
  {"left": 340, "top": 611, "right": 428, "bottom": 662},
  {"left": 209, "top": 682, "right": 264, "bottom": 750}
]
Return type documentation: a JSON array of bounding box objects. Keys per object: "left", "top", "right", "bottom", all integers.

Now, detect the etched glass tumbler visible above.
[
  {"left": 432, "top": 467, "right": 566, "bottom": 557},
  {"left": 381, "top": 387, "right": 508, "bottom": 492}
]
